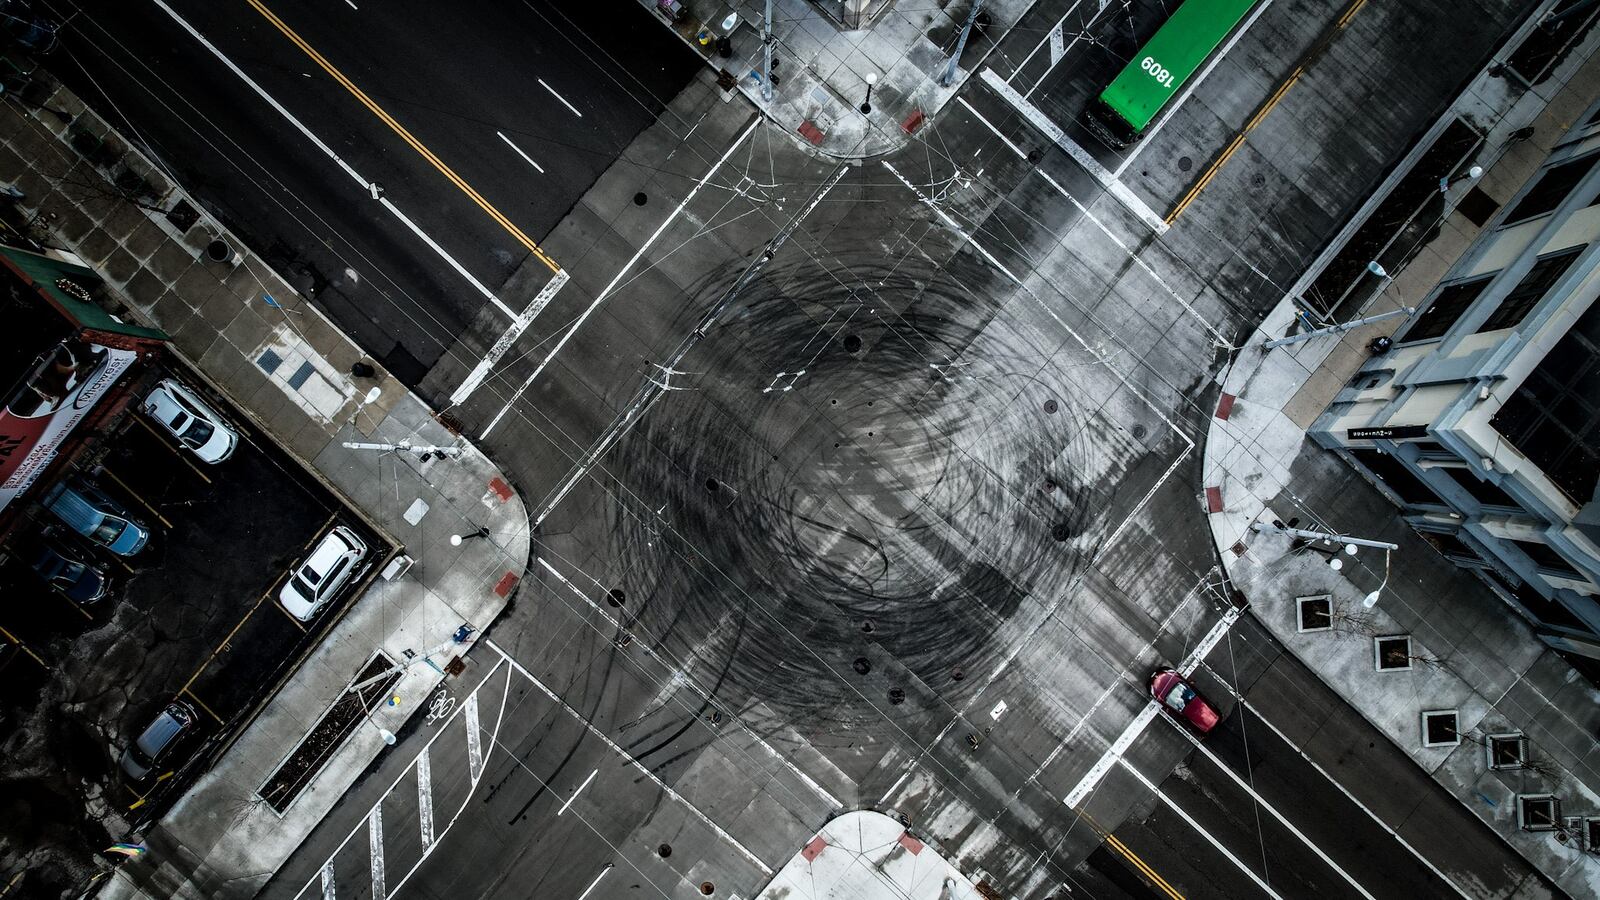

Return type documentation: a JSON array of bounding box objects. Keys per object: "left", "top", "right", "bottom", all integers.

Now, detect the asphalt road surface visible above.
[{"left": 44, "top": 0, "right": 700, "bottom": 382}]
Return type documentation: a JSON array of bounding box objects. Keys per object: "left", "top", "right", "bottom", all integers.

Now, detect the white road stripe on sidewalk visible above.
[
  {"left": 1162, "top": 717, "right": 1377, "bottom": 900},
  {"left": 1223, "top": 689, "right": 1474, "bottom": 900},
  {"left": 558, "top": 769, "right": 598, "bottom": 816},
  {"left": 368, "top": 808, "right": 386, "bottom": 900},
  {"left": 416, "top": 747, "right": 434, "bottom": 852},
  {"left": 538, "top": 78, "right": 583, "bottom": 117},
  {"left": 978, "top": 68, "right": 1168, "bottom": 234},
  {"left": 487, "top": 640, "right": 774, "bottom": 875},
  {"left": 464, "top": 690, "right": 484, "bottom": 784},
  {"left": 496, "top": 130, "right": 546, "bottom": 173},
  {"left": 151, "top": 0, "right": 516, "bottom": 320},
  {"left": 482, "top": 116, "right": 761, "bottom": 437},
  {"left": 1120, "top": 759, "right": 1286, "bottom": 900}
]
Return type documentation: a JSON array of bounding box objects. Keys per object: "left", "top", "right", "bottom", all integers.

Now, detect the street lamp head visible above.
[
  {"left": 1362, "top": 590, "right": 1381, "bottom": 609},
  {"left": 1344, "top": 543, "right": 1358, "bottom": 556},
  {"left": 1467, "top": 165, "right": 1484, "bottom": 179},
  {"left": 450, "top": 534, "right": 463, "bottom": 546},
  {"left": 362, "top": 387, "right": 381, "bottom": 404},
  {"left": 378, "top": 728, "right": 397, "bottom": 746},
  {"left": 866, "top": 72, "right": 877, "bottom": 84}
]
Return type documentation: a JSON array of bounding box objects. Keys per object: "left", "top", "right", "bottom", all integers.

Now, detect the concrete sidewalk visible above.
[
  {"left": 635, "top": 0, "right": 1033, "bottom": 158},
  {"left": 1202, "top": 24, "right": 1600, "bottom": 899},
  {"left": 0, "top": 79, "right": 531, "bottom": 898}
]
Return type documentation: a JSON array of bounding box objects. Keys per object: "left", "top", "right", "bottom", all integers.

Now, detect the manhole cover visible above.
[
  {"left": 1131, "top": 424, "right": 1147, "bottom": 439},
  {"left": 951, "top": 667, "right": 965, "bottom": 682},
  {"left": 1178, "top": 156, "right": 1192, "bottom": 171},
  {"left": 1042, "top": 480, "right": 1057, "bottom": 494},
  {"left": 861, "top": 620, "right": 875, "bottom": 634},
  {"left": 658, "top": 844, "right": 672, "bottom": 858},
  {"left": 1043, "top": 399, "right": 1058, "bottom": 414},
  {"left": 853, "top": 657, "right": 872, "bottom": 675},
  {"left": 633, "top": 192, "right": 648, "bottom": 206},
  {"left": 1252, "top": 173, "right": 1267, "bottom": 187},
  {"left": 607, "top": 588, "right": 625, "bottom": 607},
  {"left": 843, "top": 334, "right": 862, "bottom": 353},
  {"left": 701, "top": 884, "right": 716, "bottom": 896},
  {"left": 705, "top": 477, "right": 720, "bottom": 493},
  {"left": 888, "top": 687, "right": 906, "bottom": 705},
  {"left": 1051, "top": 522, "right": 1074, "bottom": 542}
]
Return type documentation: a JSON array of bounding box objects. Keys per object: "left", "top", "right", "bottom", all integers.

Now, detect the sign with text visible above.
[
  {"left": 1347, "top": 425, "right": 1429, "bottom": 441},
  {"left": 0, "top": 340, "right": 137, "bottom": 512}
]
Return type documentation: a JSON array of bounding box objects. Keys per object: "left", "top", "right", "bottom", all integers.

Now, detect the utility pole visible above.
[
  {"left": 941, "top": 0, "right": 986, "bottom": 87},
  {"left": 1262, "top": 306, "right": 1416, "bottom": 348}
]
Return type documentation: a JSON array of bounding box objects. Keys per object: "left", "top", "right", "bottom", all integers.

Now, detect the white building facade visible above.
[{"left": 1311, "top": 97, "right": 1600, "bottom": 661}]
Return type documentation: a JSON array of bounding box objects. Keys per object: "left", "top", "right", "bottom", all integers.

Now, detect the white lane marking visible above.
[
  {"left": 978, "top": 68, "right": 1168, "bottom": 234},
  {"left": 482, "top": 117, "right": 761, "bottom": 437},
  {"left": 417, "top": 747, "right": 435, "bottom": 852},
  {"left": 379, "top": 197, "right": 512, "bottom": 317},
  {"left": 1114, "top": 0, "right": 1277, "bottom": 177},
  {"left": 1165, "top": 720, "right": 1376, "bottom": 899},
  {"left": 487, "top": 640, "right": 774, "bottom": 875},
  {"left": 558, "top": 769, "right": 598, "bottom": 816},
  {"left": 497, "top": 131, "right": 545, "bottom": 174},
  {"left": 1062, "top": 605, "right": 1242, "bottom": 807},
  {"left": 151, "top": 1, "right": 515, "bottom": 321},
  {"left": 1227, "top": 692, "right": 1474, "bottom": 900},
  {"left": 576, "top": 866, "right": 612, "bottom": 900},
  {"left": 1006, "top": 0, "right": 1088, "bottom": 86},
  {"left": 1120, "top": 760, "right": 1286, "bottom": 900},
  {"left": 320, "top": 862, "right": 335, "bottom": 900},
  {"left": 449, "top": 269, "right": 570, "bottom": 405},
  {"left": 536, "top": 557, "right": 843, "bottom": 808},
  {"left": 368, "top": 808, "right": 386, "bottom": 900},
  {"left": 344, "top": 0, "right": 358, "bottom": 9},
  {"left": 465, "top": 690, "right": 484, "bottom": 783},
  {"left": 538, "top": 78, "right": 583, "bottom": 117},
  {"left": 953, "top": 96, "right": 1229, "bottom": 353}
]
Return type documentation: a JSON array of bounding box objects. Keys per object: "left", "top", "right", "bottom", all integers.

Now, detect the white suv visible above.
[{"left": 279, "top": 525, "right": 368, "bottom": 621}]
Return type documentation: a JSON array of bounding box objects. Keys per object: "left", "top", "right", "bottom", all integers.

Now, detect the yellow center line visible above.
[
  {"left": 244, "top": 0, "right": 561, "bottom": 274},
  {"left": 1106, "top": 833, "right": 1186, "bottom": 900}
]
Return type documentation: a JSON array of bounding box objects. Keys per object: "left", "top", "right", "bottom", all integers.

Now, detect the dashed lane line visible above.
[{"left": 1120, "top": 760, "right": 1286, "bottom": 900}]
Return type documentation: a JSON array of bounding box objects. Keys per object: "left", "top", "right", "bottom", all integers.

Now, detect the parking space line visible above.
[
  {"left": 487, "top": 640, "right": 774, "bottom": 875},
  {"left": 368, "top": 808, "right": 386, "bottom": 900},
  {"left": 1159, "top": 716, "right": 1376, "bottom": 900},
  {"left": 57, "top": 592, "right": 94, "bottom": 621},
  {"left": 0, "top": 623, "right": 48, "bottom": 668},
  {"left": 417, "top": 747, "right": 434, "bottom": 851},
  {"left": 131, "top": 414, "right": 212, "bottom": 484},
  {"left": 464, "top": 690, "right": 483, "bottom": 783},
  {"left": 181, "top": 686, "right": 225, "bottom": 725},
  {"left": 978, "top": 68, "right": 1168, "bottom": 234},
  {"left": 96, "top": 468, "right": 173, "bottom": 529},
  {"left": 1120, "top": 759, "right": 1285, "bottom": 900},
  {"left": 272, "top": 598, "right": 310, "bottom": 631}
]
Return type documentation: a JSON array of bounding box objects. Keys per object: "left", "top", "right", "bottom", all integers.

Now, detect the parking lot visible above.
[{"left": 0, "top": 356, "right": 385, "bottom": 898}]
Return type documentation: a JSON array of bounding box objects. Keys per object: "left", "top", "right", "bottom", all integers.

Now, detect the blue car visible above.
[
  {"left": 30, "top": 542, "right": 109, "bottom": 604},
  {"left": 42, "top": 481, "right": 149, "bottom": 557}
]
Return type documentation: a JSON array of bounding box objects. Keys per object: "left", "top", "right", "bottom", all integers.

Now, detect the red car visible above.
[{"left": 1150, "top": 668, "right": 1220, "bottom": 733}]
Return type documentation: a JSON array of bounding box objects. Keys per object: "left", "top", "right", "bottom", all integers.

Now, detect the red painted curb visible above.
[
  {"left": 1205, "top": 486, "right": 1223, "bottom": 513},
  {"left": 493, "top": 572, "right": 519, "bottom": 598},
  {"left": 1215, "top": 392, "right": 1236, "bottom": 420}
]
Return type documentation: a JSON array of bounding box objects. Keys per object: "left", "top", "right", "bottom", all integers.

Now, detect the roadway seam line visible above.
[
  {"left": 536, "top": 557, "right": 843, "bottom": 808},
  {"left": 496, "top": 131, "right": 546, "bottom": 173},
  {"left": 296, "top": 655, "right": 508, "bottom": 898},
  {"left": 977, "top": 68, "right": 1169, "bottom": 235},
  {"left": 481, "top": 116, "right": 761, "bottom": 438},
  {"left": 150, "top": 0, "right": 517, "bottom": 318},
  {"left": 1226, "top": 691, "right": 1474, "bottom": 900},
  {"left": 486, "top": 639, "right": 774, "bottom": 875},
  {"left": 1120, "top": 759, "right": 1286, "bottom": 900},
  {"left": 245, "top": 0, "right": 561, "bottom": 273},
  {"left": 1161, "top": 717, "right": 1377, "bottom": 900}
]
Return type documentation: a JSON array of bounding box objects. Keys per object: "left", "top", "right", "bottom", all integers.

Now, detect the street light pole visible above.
[
  {"left": 941, "top": 0, "right": 986, "bottom": 87},
  {"left": 1363, "top": 549, "right": 1393, "bottom": 608},
  {"left": 860, "top": 72, "right": 876, "bottom": 113},
  {"left": 1250, "top": 521, "right": 1399, "bottom": 551},
  {"left": 1262, "top": 305, "right": 1417, "bottom": 348},
  {"left": 761, "top": 0, "right": 774, "bottom": 103}
]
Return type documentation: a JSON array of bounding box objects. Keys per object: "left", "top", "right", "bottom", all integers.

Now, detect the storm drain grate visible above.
[{"left": 258, "top": 653, "right": 401, "bottom": 814}]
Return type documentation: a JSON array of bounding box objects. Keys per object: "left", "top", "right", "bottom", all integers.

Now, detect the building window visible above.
[
  {"left": 1439, "top": 468, "right": 1520, "bottom": 509},
  {"left": 1491, "top": 299, "right": 1600, "bottom": 504},
  {"left": 1480, "top": 568, "right": 1589, "bottom": 632},
  {"left": 1502, "top": 153, "right": 1599, "bottom": 225},
  {"left": 1350, "top": 449, "right": 1445, "bottom": 507},
  {"left": 1406, "top": 277, "right": 1492, "bottom": 341},
  {"left": 1511, "top": 539, "right": 1582, "bottom": 578},
  {"left": 1476, "top": 247, "right": 1584, "bottom": 334}
]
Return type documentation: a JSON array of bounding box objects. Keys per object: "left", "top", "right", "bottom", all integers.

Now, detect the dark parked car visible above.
[
  {"left": 1150, "top": 667, "right": 1220, "bottom": 734},
  {"left": 30, "top": 540, "right": 109, "bottom": 604},
  {"left": 119, "top": 701, "right": 197, "bottom": 782}
]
